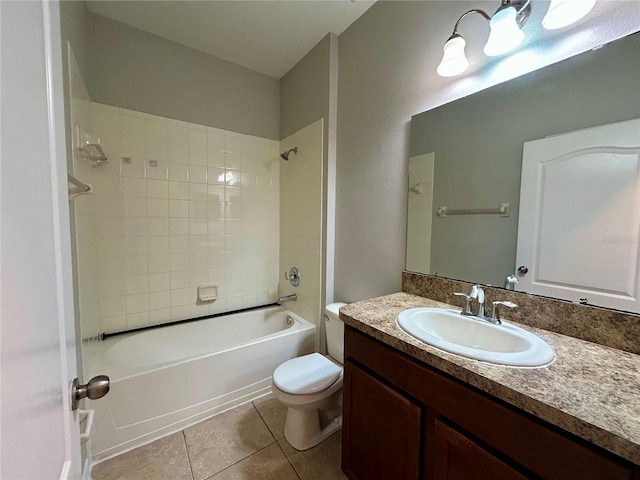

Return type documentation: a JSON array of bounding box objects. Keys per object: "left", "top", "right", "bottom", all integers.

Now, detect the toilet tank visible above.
[{"left": 325, "top": 302, "right": 347, "bottom": 364}]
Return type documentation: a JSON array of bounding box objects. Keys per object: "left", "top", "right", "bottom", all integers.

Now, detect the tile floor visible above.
[{"left": 92, "top": 394, "right": 347, "bottom": 480}]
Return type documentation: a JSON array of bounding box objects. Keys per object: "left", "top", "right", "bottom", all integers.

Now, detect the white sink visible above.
[{"left": 396, "top": 308, "right": 554, "bottom": 367}]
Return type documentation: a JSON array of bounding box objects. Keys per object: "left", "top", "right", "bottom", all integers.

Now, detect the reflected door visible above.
[{"left": 516, "top": 118, "right": 640, "bottom": 311}]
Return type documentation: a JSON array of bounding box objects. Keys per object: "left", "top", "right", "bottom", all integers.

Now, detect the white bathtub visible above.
[{"left": 87, "top": 306, "right": 315, "bottom": 460}]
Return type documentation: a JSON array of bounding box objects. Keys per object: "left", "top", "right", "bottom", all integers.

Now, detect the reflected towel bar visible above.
[{"left": 438, "top": 203, "right": 510, "bottom": 218}]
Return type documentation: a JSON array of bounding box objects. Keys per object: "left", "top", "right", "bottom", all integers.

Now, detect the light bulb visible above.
[
  {"left": 437, "top": 35, "right": 469, "bottom": 77},
  {"left": 542, "top": 0, "right": 596, "bottom": 30},
  {"left": 483, "top": 7, "right": 525, "bottom": 57}
]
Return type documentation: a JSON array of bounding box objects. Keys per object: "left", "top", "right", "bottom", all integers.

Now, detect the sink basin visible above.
[{"left": 396, "top": 308, "right": 554, "bottom": 367}]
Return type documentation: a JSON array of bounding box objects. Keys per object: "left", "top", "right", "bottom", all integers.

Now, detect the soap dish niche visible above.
[{"left": 198, "top": 285, "right": 218, "bottom": 302}]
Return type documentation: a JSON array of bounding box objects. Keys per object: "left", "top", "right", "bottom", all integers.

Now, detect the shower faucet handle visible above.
[{"left": 285, "top": 266, "right": 300, "bottom": 287}]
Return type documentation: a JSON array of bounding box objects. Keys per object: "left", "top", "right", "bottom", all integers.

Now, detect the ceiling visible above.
[{"left": 86, "top": 0, "right": 375, "bottom": 79}]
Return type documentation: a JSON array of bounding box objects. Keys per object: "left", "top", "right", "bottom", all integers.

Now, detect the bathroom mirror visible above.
[{"left": 407, "top": 32, "right": 640, "bottom": 312}]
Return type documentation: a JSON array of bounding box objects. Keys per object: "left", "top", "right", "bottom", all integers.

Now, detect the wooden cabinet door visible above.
[
  {"left": 342, "top": 360, "right": 422, "bottom": 480},
  {"left": 433, "top": 420, "right": 527, "bottom": 480}
]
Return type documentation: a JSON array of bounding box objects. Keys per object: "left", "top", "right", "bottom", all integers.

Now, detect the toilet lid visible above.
[{"left": 273, "top": 353, "right": 342, "bottom": 395}]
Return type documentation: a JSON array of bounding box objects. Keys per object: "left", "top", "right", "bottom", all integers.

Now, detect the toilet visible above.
[{"left": 271, "top": 302, "right": 347, "bottom": 451}]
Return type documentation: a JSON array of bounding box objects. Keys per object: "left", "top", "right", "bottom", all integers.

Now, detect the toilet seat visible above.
[{"left": 273, "top": 353, "right": 342, "bottom": 395}]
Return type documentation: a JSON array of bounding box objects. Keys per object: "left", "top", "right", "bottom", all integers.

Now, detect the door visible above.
[
  {"left": 516, "top": 118, "right": 640, "bottom": 311},
  {"left": 342, "top": 360, "right": 422, "bottom": 480},
  {"left": 1, "top": 1, "right": 81, "bottom": 479}
]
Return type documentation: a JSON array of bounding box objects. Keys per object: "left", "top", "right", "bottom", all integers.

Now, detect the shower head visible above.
[{"left": 280, "top": 147, "right": 298, "bottom": 161}]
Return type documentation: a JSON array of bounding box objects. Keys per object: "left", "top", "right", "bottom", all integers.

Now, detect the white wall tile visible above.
[
  {"left": 149, "top": 290, "right": 171, "bottom": 310},
  {"left": 147, "top": 198, "right": 169, "bottom": 217},
  {"left": 169, "top": 180, "right": 189, "bottom": 199},
  {"left": 189, "top": 183, "right": 208, "bottom": 201},
  {"left": 122, "top": 157, "right": 146, "bottom": 178},
  {"left": 147, "top": 179, "right": 169, "bottom": 198},
  {"left": 170, "top": 218, "right": 189, "bottom": 236},
  {"left": 188, "top": 129, "right": 207, "bottom": 154},
  {"left": 168, "top": 162, "right": 189, "bottom": 182},
  {"left": 127, "top": 311, "right": 149, "bottom": 329},
  {"left": 124, "top": 217, "right": 148, "bottom": 237},
  {"left": 170, "top": 253, "right": 190, "bottom": 271},
  {"left": 148, "top": 217, "right": 169, "bottom": 236},
  {"left": 148, "top": 254, "right": 170, "bottom": 273},
  {"left": 148, "top": 236, "right": 170, "bottom": 255},
  {"left": 170, "top": 236, "right": 190, "bottom": 254},
  {"left": 80, "top": 102, "right": 284, "bottom": 336},
  {"left": 149, "top": 272, "right": 171, "bottom": 292},
  {"left": 126, "top": 275, "right": 149, "bottom": 295},
  {"left": 170, "top": 288, "right": 191, "bottom": 307},
  {"left": 125, "top": 256, "right": 148, "bottom": 276},
  {"left": 168, "top": 142, "right": 188, "bottom": 164},
  {"left": 149, "top": 308, "right": 172, "bottom": 324},
  {"left": 171, "top": 271, "right": 190, "bottom": 289},
  {"left": 124, "top": 197, "right": 147, "bottom": 217},
  {"left": 171, "top": 305, "right": 191, "bottom": 320},
  {"left": 147, "top": 159, "right": 168, "bottom": 180},
  {"left": 169, "top": 199, "right": 189, "bottom": 218},
  {"left": 188, "top": 217, "right": 207, "bottom": 235},
  {"left": 189, "top": 165, "right": 207, "bottom": 184}
]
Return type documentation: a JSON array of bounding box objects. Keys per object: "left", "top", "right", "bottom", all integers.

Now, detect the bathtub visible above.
[{"left": 87, "top": 306, "right": 315, "bottom": 460}]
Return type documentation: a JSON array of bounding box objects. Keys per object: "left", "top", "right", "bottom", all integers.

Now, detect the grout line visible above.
[
  {"left": 251, "top": 399, "right": 279, "bottom": 442},
  {"left": 182, "top": 430, "right": 196, "bottom": 480},
  {"left": 276, "top": 440, "right": 303, "bottom": 480},
  {"left": 202, "top": 443, "right": 279, "bottom": 480}
]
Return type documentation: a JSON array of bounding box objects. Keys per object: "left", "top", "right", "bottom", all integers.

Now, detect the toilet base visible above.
[{"left": 284, "top": 406, "right": 342, "bottom": 451}]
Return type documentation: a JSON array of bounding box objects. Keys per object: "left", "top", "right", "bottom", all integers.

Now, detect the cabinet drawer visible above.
[{"left": 434, "top": 420, "right": 527, "bottom": 480}]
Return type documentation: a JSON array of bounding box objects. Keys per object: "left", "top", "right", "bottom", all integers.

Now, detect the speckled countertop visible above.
[{"left": 340, "top": 292, "right": 640, "bottom": 465}]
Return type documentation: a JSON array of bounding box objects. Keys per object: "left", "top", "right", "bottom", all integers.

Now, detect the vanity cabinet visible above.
[{"left": 342, "top": 326, "right": 638, "bottom": 480}]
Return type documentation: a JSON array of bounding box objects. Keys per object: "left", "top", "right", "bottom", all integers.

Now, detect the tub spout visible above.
[{"left": 278, "top": 294, "right": 297, "bottom": 305}]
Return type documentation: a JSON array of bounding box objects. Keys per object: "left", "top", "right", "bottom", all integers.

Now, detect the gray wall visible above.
[
  {"left": 410, "top": 33, "right": 640, "bottom": 286},
  {"left": 335, "top": 1, "right": 640, "bottom": 303},
  {"left": 87, "top": 13, "right": 280, "bottom": 140},
  {"left": 280, "top": 34, "right": 332, "bottom": 140}
]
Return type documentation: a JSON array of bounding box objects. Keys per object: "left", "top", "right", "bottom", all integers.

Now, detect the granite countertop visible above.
[{"left": 339, "top": 292, "right": 640, "bottom": 465}]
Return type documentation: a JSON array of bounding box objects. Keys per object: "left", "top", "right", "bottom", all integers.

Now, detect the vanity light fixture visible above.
[
  {"left": 437, "top": 0, "right": 597, "bottom": 77},
  {"left": 542, "top": 0, "right": 597, "bottom": 30}
]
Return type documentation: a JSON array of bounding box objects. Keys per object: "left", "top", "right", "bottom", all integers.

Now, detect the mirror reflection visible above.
[{"left": 407, "top": 33, "right": 640, "bottom": 312}]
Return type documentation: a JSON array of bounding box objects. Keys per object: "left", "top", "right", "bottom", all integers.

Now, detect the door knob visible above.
[
  {"left": 517, "top": 265, "right": 529, "bottom": 275},
  {"left": 71, "top": 375, "right": 110, "bottom": 411}
]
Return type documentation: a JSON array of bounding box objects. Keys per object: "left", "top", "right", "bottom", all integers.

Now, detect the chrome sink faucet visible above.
[
  {"left": 454, "top": 285, "right": 485, "bottom": 317},
  {"left": 454, "top": 285, "right": 517, "bottom": 325}
]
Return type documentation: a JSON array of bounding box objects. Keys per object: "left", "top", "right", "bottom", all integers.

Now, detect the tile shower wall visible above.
[
  {"left": 279, "top": 120, "right": 323, "bottom": 333},
  {"left": 78, "top": 103, "right": 279, "bottom": 334}
]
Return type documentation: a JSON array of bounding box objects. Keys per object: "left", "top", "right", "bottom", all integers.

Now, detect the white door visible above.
[
  {"left": 516, "top": 118, "right": 640, "bottom": 311},
  {"left": 1, "top": 1, "right": 81, "bottom": 479}
]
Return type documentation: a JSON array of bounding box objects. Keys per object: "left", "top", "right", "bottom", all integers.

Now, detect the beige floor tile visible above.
[
  {"left": 209, "top": 443, "right": 299, "bottom": 480},
  {"left": 91, "top": 432, "right": 192, "bottom": 480},
  {"left": 253, "top": 393, "right": 287, "bottom": 440},
  {"left": 279, "top": 432, "right": 347, "bottom": 480},
  {"left": 184, "top": 403, "right": 276, "bottom": 480}
]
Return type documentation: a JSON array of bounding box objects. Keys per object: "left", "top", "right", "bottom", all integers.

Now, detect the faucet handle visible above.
[
  {"left": 454, "top": 292, "right": 474, "bottom": 315},
  {"left": 491, "top": 301, "right": 517, "bottom": 324}
]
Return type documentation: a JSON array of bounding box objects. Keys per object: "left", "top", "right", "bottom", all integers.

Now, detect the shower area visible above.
[{"left": 66, "top": 25, "right": 329, "bottom": 459}]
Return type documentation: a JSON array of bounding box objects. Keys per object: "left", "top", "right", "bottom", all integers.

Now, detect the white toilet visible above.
[{"left": 271, "top": 302, "right": 347, "bottom": 451}]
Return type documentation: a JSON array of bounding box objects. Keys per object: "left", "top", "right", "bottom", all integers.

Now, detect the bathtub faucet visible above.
[{"left": 277, "top": 294, "right": 297, "bottom": 305}]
